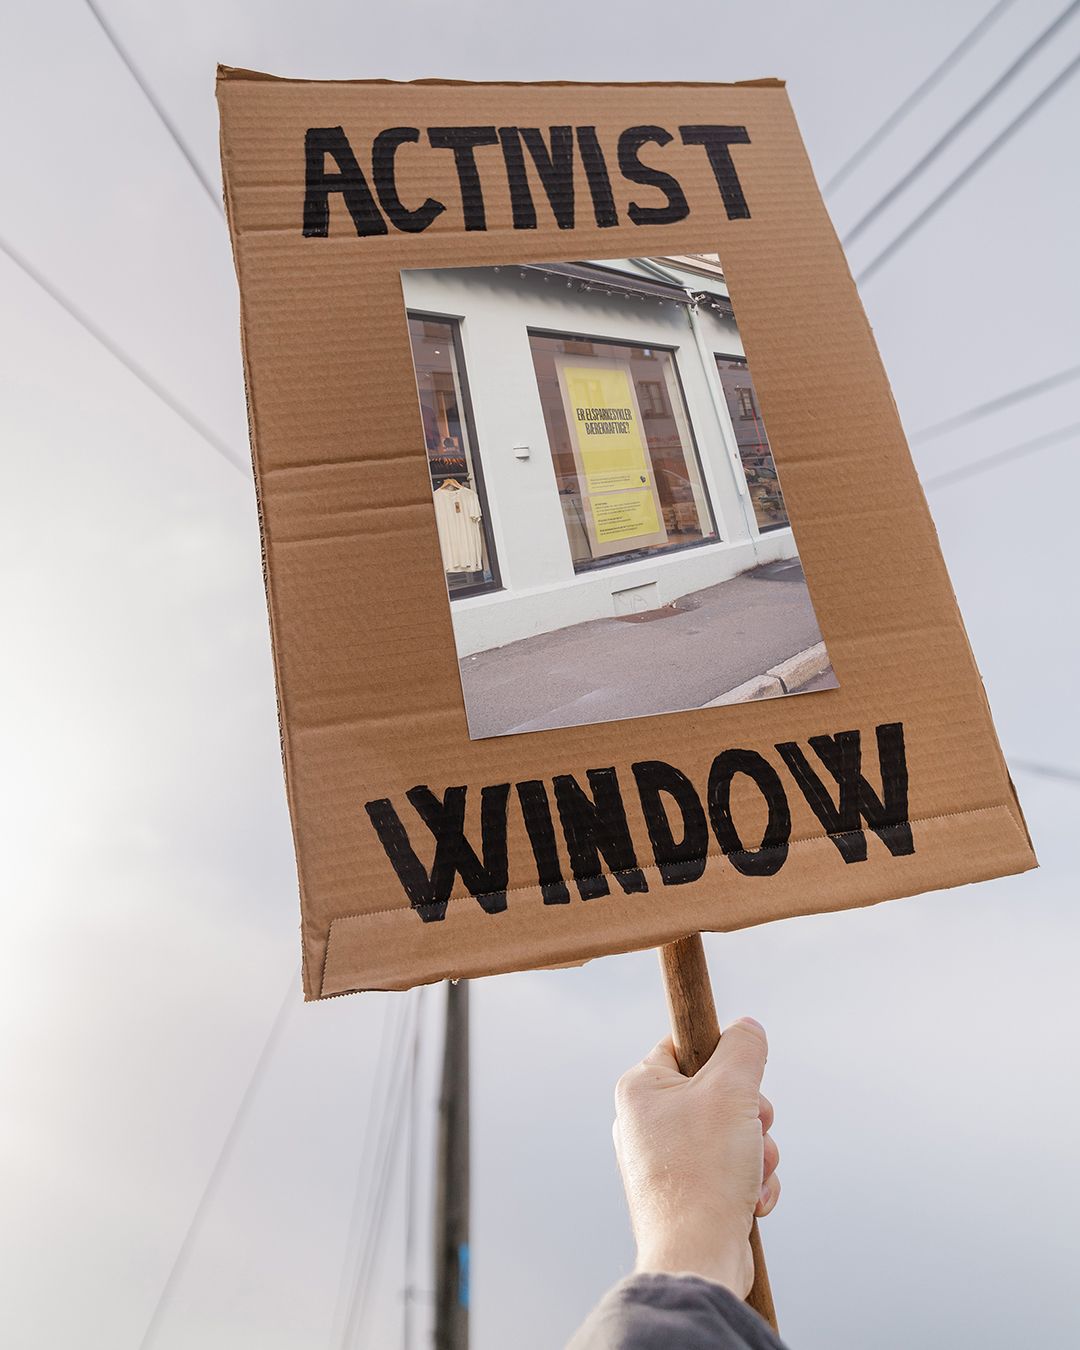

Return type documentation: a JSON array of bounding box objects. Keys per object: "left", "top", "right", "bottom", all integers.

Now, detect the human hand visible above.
[{"left": 612, "top": 1018, "right": 779, "bottom": 1299}]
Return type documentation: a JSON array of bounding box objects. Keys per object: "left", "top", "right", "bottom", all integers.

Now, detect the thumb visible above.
[{"left": 701, "top": 1016, "right": 768, "bottom": 1090}]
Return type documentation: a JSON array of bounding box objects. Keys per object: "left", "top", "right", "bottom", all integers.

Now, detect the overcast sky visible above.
[{"left": 2, "top": 2, "right": 1079, "bottom": 1347}]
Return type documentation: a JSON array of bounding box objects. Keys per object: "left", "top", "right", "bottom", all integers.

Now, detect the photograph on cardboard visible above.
[{"left": 402, "top": 254, "right": 837, "bottom": 739}]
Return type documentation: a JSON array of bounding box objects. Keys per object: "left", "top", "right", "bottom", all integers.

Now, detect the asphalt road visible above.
[{"left": 459, "top": 558, "right": 831, "bottom": 738}]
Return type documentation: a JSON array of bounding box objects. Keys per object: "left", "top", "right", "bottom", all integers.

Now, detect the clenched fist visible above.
[{"left": 612, "top": 1018, "right": 779, "bottom": 1299}]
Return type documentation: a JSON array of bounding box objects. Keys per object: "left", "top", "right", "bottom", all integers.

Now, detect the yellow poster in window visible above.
[
  {"left": 564, "top": 365, "right": 651, "bottom": 493},
  {"left": 563, "top": 363, "right": 664, "bottom": 544},
  {"left": 555, "top": 357, "right": 668, "bottom": 555}
]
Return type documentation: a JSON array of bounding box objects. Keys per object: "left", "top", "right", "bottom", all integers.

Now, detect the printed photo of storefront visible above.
[{"left": 403, "top": 255, "right": 836, "bottom": 739}]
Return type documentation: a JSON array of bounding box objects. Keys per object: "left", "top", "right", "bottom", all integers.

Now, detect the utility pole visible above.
[{"left": 434, "top": 980, "right": 469, "bottom": 1350}]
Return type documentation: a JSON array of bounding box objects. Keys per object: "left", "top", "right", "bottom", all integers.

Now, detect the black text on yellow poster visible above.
[
  {"left": 565, "top": 364, "right": 662, "bottom": 544},
  {"left": 590, "top": 490, "right": 663, "bottom": 544}
]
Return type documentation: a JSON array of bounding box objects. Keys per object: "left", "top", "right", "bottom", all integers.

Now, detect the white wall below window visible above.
[{"left": 450, "top": 529, "right": 797, "bottom": 656}]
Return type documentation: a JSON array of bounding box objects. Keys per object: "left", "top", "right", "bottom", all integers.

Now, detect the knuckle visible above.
[{"left": 614, "top": 1067, "right": 641, "bottom": 1108}]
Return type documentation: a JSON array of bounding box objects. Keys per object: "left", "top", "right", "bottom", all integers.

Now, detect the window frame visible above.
[
  {"left": 407, "top": 310, "right": 502, "bottom": 599},
  {"left": 527, "top": 326, "right": 721, "bottom": 574},
  {"left": 713, "top": 350, "right": 790, "bottom": 535}
]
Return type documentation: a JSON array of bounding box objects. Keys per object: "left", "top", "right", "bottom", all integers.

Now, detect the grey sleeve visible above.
[{"left": 567, "top": 1273, "right": 788, "bottom": 1350}]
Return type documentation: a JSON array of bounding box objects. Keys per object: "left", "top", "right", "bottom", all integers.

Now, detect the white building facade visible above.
[{"left": 402, "top": 257, "right": 796, "bottom": 657}]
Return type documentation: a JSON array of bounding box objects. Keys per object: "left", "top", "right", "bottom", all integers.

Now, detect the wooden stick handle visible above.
[{"left": 658, "top": 934, "right": 778, "bottom": 1332}]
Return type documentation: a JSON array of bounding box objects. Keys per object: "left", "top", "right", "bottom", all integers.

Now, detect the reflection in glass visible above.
[{"left": 714, "top": 355, "right": 789, "bottom": 531}]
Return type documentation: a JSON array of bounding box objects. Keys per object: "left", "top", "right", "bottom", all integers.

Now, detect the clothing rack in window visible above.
[{"left": 428, "top": 450, "right": 471, "bottom": 488}]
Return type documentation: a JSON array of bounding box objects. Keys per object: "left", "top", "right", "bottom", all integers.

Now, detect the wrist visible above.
[{"left": 634, "top": 1229, "right": 753, "bottom": 1299}]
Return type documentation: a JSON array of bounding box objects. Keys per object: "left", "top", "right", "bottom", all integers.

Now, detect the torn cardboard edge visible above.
[{"left": 217, "top": 64, "right": 787, "bottom": 90}]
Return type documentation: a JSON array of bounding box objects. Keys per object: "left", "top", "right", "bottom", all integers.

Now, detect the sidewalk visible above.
[{"left": 460, "top": 558, "right": 836, "bottom": 738}]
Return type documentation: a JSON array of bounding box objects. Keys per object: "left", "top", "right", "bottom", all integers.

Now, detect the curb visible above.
[{"left": 703, "top": 641, "right": 832, "bottom": 707}]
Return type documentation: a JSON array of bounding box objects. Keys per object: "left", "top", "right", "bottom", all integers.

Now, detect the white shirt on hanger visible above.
[{"left": 432, "top": 482, "right": 485, "bottom": 573}]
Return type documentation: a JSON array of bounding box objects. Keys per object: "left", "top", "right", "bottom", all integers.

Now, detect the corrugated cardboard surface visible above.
[{"left": 217, "top": 69, "right": 1035, "bottom": 999}]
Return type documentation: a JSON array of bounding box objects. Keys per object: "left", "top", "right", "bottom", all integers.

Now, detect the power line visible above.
[
  {"left": 137, "top": 965, "right": 300, "bottom": 1350},
  {"left": 329, "top": 994, "right": 414, "bottom": 1347},
  {"left": 348, "top": 993, "right": 420, "bottom": 1349},
  {"left": 911, "top": 364, "right": 1080, "bottom": 443},
  {"left": 1011, "top": 758, "right": 1080, "bottom": 786},
  {"left": 922, "top": 422, "right": 1079, "bottom": 490},
  {"left": 336, "top": 991, "right": 418, "bottom": 1349},
  {"left": 844, "top": 0, "right": 1080, "bottom": 246},
  {"left": 0, "top": 231, "right": 248, "bottom": 475},
  {"left": 826, "top": 0, "right": 1020, "bottom": 194},
  {"left": 403, "top": 989, "right": 426, "bottom": 1350},
  {"left": 856, "top": 48, "right": 1080, "bottom": 283},
  {"left": 82, "top": 0, "right": 223, "bottom": 215},
  {"left": 3, "top": 7, "right": 243, "bottom": 479},
  {"left": 342, "top": 991, "right": 422, "bottom": 1349}
]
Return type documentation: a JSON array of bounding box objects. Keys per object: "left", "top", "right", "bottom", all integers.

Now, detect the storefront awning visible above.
[{"left": 515, "top": 261, "right": 734, "bottom": 318}]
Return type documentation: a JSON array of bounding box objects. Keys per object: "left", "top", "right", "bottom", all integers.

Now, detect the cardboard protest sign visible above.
[{"left": 216, "top": 69, "right": 1036, "bottom": 1000}]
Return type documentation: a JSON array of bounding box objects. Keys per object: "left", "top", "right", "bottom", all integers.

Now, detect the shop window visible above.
[
  {"left": 407, "top": 315, "right": 499, "bottom": 597},
  {"left": 528, "top": 332, "right": 717, "bottom": 571},
  {"left": 714, "top": 355, "right": 790, "bottom": 532}
]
